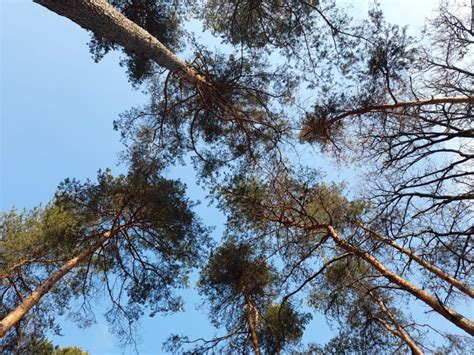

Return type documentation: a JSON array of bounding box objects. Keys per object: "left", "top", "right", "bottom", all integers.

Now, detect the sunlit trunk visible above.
[
  {"left": 244, "top": 295, "right": 261, "bottom": 355},
  {"left": 369, "top": 291, "right": 424, "bottom": 355},
  {"left": 33, "top": 0, "right": 207, "bottom": 86},
  {"left": 359, "top": 222, "right": 474, "bottom": 298},
  {"left": 0, "top": 231, "right": 113, "bottom": 338},
  {"left": 326, "top": 225, "right": 474, "bottom": 336}
]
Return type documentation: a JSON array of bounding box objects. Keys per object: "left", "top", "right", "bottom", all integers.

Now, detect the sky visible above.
[{"left": 1, "top": 0, "right": 470, "bottom": 354}]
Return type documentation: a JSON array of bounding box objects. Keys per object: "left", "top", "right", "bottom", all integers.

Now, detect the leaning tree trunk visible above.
[
  {"left": 368, "top": 291, "right": 424, "bottom": 355},
  {"left": 0, "top": 231, "right": 114, "bottom": 338},
  {"left": 358, "top": 222, "right": 474, "bottom": 298},
  {"left": 375, "top": 317, "right": 423, "bottom": 355},
  {"left": 327, "top": 96, "right": 474, "bottom": 124},
  {"left": 326, "top": 226, "right": 474, "bottom": 336},
  {"left": 33, "top": 0, "right": 207, "bottom": 86}
]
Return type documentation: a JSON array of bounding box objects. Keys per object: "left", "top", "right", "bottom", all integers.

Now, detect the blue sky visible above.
[
  {"left": 1, "top": 3, "right": 224, "bottom": 352},
  {"left": 1, "top": 0, "right": 471, "bottom": 354},
  {"left": 1, "top": 1, "right": 143, "bottom": 211}
]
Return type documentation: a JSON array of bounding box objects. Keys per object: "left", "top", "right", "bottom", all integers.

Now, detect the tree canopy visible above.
[{"left": 2, "top": 0, "right": 473, "bottom": 353}]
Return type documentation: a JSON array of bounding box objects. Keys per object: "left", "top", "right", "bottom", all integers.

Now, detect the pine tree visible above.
[{"left": 5, "top": 0, "right": 473, "bottom": 352}]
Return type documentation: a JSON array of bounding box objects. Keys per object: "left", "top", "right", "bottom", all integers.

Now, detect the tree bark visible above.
[
  {"left": 326, "top": 225, "right": 474, "bottom": 336},
  {"left": 244, "top": 295, "right": 261, "bottom": 355},
  {"left": 375, "top": 316, "right": 423, "bottom": 355},
  {"left": 0, "top": 231, "right": 114, "bottom": 338},
  {"left": 369, "top": 291, "right": 424, "bottom": 355},
  {"left": 33, "top": 0, "right": 207, "bottom": 86},
  {"left": 358, "top": 222, "right": 474, "bottom": 298},
  {"left": 376, "top": 317, "right": 423, "bottom": 355}
]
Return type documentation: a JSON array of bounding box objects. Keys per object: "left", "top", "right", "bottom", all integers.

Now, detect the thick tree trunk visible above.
[
  {"left": 326, "top": 225, "right": 474, "bottom": 336},
  {"left": 0, "top": 231, "right": 113, "bottom": 338},
  {"left": 33, "top": 0, "right": 207, "bottom": 86},
  {"left": 358, "top": 222, "right": 474, "bottom": 298}
]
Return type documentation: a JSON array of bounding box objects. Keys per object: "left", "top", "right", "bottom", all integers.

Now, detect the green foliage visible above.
[
  {"left": 299, "top": 7, "right": 416, "bottom": 150},
  {"left": 309, "top": 257, "right": 411, "bottom": 353},
  {"left": 221, "top": 171, "right": 369, "bottom": 235},
  {"left": 53, "top": 346, "right": 89, "bottom": 355},
  {"left": 433, "top": 334, "right": 474, "bottom": 355},
  {"left": 27, "top": 339, "right": 55, "bottom": 355},
  {"left": 305, "top": 184, "right": 367, "bottom": 227},
  {"left": 118, "top": 50, "right": 292, "bottom": 181},
  {"left": 0, "top": 336, "right": 89, "bottom": 355},
  {"left": 201, "top": 0, "right": 314, "bottom": 48},
  {"left": 1, "top": 160, "right": 209, "bottom": 347},
  {"left": 302, "top": 332, "right": 374, "bottom": 354},
  {"left": 0, "top": 204, "right": 89, "bottom": 277},
  {"left": 53, "top": 162, "right": 209, "bottom": 335},
  {"left": 259, "top": 303, "right": 311, "bottom": 354},
  {"left": 88, "top": 0, "right": 183, "bottom": 84},
  {"left": 310, "top": 257, "right": 375, "bottom": 320},
  {"left": 1, "top": 206, "right": 87, "bottom": 349},
  {"left": 7, "top": 0, "right": 473, "bottom": 352},
  {"left": 199, "top": 240, "right": 274, "bottom": 320},
  {"left": 166, "top": 239, "right": 276, "bottom": 353}
]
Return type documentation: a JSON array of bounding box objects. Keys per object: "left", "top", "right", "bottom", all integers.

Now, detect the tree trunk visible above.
[
  {"left": 358, "top": 222, "right": 474, "bottom": 298},
  {"left": 0, "top": 231, "right": 114, "bottom": 338},
  {"left": 244, "top": 295, "right": 261, "bottom": 355},
  {"left": 326, "top": 225, "right": 474, "bottom": 336},
  {"left": 33, "top": 0, "right": 207, "bottom": 86},
  {"left": 369, "top": 291, "right": 424, "bottom": 355},
  {"left": 375, "top": 316, "right": 423, "bottom": 355},
  {"left": 327, "top": 95, "right": 474, "bottom": 124}
]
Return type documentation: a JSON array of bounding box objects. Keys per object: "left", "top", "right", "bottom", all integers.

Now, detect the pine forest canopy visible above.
[{"left": 1, "top": 0, "right": 473, "bottom": 353}]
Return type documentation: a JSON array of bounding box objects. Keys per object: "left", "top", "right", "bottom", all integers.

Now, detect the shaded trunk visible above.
[
  {"left": 327, "top": 96, "right": 474, "bottom": 124},
  {"left": 33, "top": 0, "right": 206, "bottom": 86},
  {"left": 375, "top": 317, "right": 423, "bottom": 355},
  {"left": 358, "top": 222, "right": 474, "bottom": 298},
  {"left": 369, "top": 291, "right": 424, "bottom": 355},
  {"left": 0, "top": 231, "right": 113, "bottom": 338},
  {"left": 244, "top": 295, "right": 261, "bottom": 355},
  {"left": 326, "top": 225, "right": 474, "bottom": 336}
]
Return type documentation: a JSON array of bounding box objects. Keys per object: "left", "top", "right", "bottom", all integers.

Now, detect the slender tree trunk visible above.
[
  {"left": 358, "top": 222, "right": 474, "bottom": 298},
  {"left": 327, "top": 96, "right": 474, "bottom": 124},
  {"left": 0, "top": 231, "right": 114, "bottom": 338},
  {"left": 33, "top": 0, "right": 207, "bottom": 86},
  {"left": 326, "top": 225, "right": 474, "bottom": 336},
  {"left": 368, "top": 291, "right": 424, "bottom": 355},
  {"left": 244, "top": 295, "right": 261, "bottom": 355},
  {"left": 375, "top": 317, "right": 423, "bottom": 355}
]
